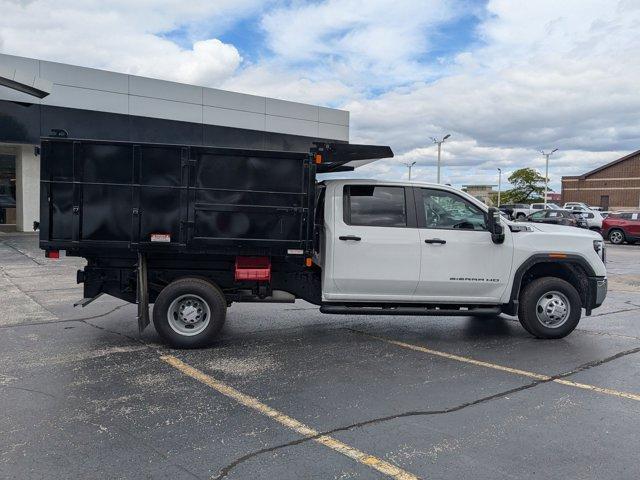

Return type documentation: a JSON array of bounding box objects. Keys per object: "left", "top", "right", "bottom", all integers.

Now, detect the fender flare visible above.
[{"left": 505, "top": 253, "right": 596, "bottom": 315}]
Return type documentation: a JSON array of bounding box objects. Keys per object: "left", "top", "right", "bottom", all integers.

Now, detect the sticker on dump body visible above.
[{"left": 150, "top": 233, "right": 171, "bottom": 242}]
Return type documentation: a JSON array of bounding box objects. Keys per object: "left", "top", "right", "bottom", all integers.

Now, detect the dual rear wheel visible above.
[{"left": 153, "top": 278, "right": 227, "bottom": 348}]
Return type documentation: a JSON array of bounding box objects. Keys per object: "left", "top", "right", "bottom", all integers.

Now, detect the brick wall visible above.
[{"left": 561, "top": 152, "right": 640, "bottom": 209}]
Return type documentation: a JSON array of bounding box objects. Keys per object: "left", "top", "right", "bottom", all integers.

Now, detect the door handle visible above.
[
  {"left": 424, "top": 238, "right": 446, "bottom": 244},
  {"left": 339, "top": 235, "right": 361, "bottom": 241}
]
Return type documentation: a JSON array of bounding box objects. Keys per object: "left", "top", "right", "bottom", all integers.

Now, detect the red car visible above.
[{"left": 602, "top": 212, "right": 640, "bottom": 244}]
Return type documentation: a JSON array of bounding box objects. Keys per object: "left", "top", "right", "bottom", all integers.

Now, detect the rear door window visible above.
[{"left": 344, "top": 185, "right": 407, "bottom": 227}]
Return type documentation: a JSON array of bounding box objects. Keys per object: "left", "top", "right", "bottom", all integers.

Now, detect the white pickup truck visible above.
[
  {"left": 45, "top": 139, "right": 607, "bottom": 348},
  {"left": 314, "top": 180, "right": 606, "bottom": 342}
]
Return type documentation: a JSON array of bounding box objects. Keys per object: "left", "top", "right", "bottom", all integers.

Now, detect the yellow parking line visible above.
[
  {"left": 356, "top": 332, "right": 640, "bottom": 403},
  {"left": 160, "top": 355, "right": 420, "bottom": 480},
  {"left": 553, "top": 379, "right": 640, "bottom": 402}
]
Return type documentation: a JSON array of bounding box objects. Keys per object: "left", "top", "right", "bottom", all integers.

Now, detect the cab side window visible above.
[
  {"left": 420, "top": 189, "right": 486, "bottom": 230},
  {"left": 343, "top": 185, "right": 407, "bottom": 227},
  {"left": 529, "top": 211, "right": 546, "bottom": 220}
]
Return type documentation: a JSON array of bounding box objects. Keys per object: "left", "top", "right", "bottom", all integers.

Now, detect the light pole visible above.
[
  {"left": 540, "top": 148, "right": 558, "bottom": 207},
  {"left": 431, "top": 134, "right": 451, "bottom": 183},
  {"left": 497, "top": 168, "right": 502, "bottom": 207},
  {"left": 404, "top": 161, "right": 417, "bottom": 181}
]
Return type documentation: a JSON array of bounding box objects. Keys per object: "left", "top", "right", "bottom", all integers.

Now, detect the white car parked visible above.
[
  {"left": 511, "top": 202, "right": 560, "bottom": 219},
  {"left": 564, "top": 205, "right": 604, "bottom": 230}
]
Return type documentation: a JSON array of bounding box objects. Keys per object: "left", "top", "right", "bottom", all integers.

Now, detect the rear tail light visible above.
[
  {"left": 235, "top": 256, "right": 271, "bottom": 282},
  {"left": 45, "top": 250, "right": 60, "bottom": 259}
]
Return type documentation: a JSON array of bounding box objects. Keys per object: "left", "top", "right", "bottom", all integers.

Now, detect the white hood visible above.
[{"left": 530, "top": 222, "right": 602, "bottom": 239}]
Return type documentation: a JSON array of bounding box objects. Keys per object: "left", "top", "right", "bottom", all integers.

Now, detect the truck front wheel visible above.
[
  {"left": 518, "top": 277, "right": 582, "bottom": 339},
  {"left": 153, "top": 278, "right": 227, "bottom": 348}
]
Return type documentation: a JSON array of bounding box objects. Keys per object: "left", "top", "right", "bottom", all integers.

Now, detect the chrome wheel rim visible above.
[
  {"left": 167, "top": 294, "right": 211, "bottom": 336},
  {"left": 609, "top": 231, "right": 623, "bottom": 244},
  {"left": 536, "top": 291, "right": 571, "bottom": 328}
]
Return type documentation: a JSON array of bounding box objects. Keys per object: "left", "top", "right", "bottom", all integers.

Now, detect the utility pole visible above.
[
  {"left": 497, "top": 168, "right": 502, "bottom": 207},
  {"left": 431, "top": 134, "right": 451, "bottom": 183},
  {"left": 404, "top": 161, "right": 417, "bottom": 181},
  {"left": 540, "top": 148, "right": 558, "bottom": 207}
]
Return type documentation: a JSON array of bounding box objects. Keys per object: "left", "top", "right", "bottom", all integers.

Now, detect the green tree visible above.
[{"left": 501, "top": 168, "right": 548, "bottom": 203}]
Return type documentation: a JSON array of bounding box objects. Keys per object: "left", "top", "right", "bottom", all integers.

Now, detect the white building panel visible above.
[
  {"left": 266, "top": 115, "right": 318, "bottom": 137},
  {"left": 203, "top": 106, "right": 265, "bottom": 131},
  {"left": 319, "top": 122, "right": 349, "bottom": 142},
  {"left": 319, "top": 106, "right": 349, "bottom": 126},
  {"left": 203, "top": 88, "right": 265, "bottom": 114},
  {"left": 129, "top": 96, "right": 202, "bottom": 124},
  {"left": 42, "top": 84, "right": 129, "bottom": 115},
  {"left": 266, "top": 98, "right": 319, "bottom": 122},
  {"left": 40, "top": 60, "right": 129, "bottom": 94},
  {"left": 129, "top": 75, "right": 202, "bottom": 104}
]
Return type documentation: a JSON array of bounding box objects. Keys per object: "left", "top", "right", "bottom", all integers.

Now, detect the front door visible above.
[
  {"left": 600, "top": 195, "right": 610, "bottom": 211},
  {"left": 329, "top": 184, "right": 421, "bottom": 301},
  {"left": 414, "top": 188, "right": 513, "bottom": 303}
]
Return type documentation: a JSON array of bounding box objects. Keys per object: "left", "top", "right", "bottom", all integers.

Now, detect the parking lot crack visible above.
[
  {"left": 210, "top": 380, "right": 542, "bottom": 480},
  {"left": 212, "top": 342, "right": 640, "bottom": 479},
  {"left": 0, "top": 302, "right": 130, "bottom": 330}
]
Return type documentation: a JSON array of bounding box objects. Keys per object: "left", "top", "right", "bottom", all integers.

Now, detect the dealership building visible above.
[
  {"left": 561, "top": 149, "right": 640, "bottom": 210},
  {"left": 0, "top": 53, "right": 349, "bottom": 232}
]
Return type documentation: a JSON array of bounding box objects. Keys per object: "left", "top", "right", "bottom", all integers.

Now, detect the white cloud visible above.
[{"left": 0, "top": 0, "right": 258, "bottom": 84}]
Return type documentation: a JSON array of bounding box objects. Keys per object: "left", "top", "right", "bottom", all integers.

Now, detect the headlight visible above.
[{"left": 593, "top": 239, "right": 605, "bottom": 262}]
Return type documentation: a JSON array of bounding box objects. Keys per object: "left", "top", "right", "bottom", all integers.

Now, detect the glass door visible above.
[{"left": 0, "top": 154, "right": 16, "bottom": 226}]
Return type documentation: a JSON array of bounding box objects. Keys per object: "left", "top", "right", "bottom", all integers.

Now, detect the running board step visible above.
[{"left": 319, "top": 305, "right": 501, "bottom": 316}]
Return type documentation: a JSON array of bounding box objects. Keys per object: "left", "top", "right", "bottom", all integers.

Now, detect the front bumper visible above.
[{"left": 586, "top": 276, "right": 607, "bottom": 314}]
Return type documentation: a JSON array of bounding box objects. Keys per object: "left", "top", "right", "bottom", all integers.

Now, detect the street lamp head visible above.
[
  {"left": 551, "top": 148, "right": 558, "bottom": 153},
  {"left": 443, "top": 134, "right": 451, "bottom": 140}
]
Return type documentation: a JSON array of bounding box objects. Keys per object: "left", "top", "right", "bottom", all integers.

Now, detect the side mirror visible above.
[{"left": 487, "top": 207, "right": 505, "bottom": 244}]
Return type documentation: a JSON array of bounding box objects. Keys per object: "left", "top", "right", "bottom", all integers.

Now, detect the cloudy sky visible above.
[{"left": 1, "top": 0, "right": 639, "bottom": 190}]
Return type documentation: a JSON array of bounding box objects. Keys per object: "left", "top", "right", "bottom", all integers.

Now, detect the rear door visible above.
[{"left": 328, "top": 184, "right": 420, "bottom": 301}]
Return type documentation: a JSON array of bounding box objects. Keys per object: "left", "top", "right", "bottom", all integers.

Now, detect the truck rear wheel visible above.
[
  {"left": 153, "top": 278, "right": 226, "bottom": 348},
  {"left": 518, "top": 277, "right": 581, "bottom": 339}
]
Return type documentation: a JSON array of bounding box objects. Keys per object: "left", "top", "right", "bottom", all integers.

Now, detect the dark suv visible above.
[{"left": 519, "top": 209, "right": 588, "bottom": 228}]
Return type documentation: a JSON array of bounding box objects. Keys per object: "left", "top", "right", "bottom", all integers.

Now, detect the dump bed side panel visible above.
[{"left": 40, "top": 138, "right": 314, "bottom": 256}]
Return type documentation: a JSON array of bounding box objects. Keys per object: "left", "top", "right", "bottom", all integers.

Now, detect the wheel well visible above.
[{"left": 519, "top": 262, "right": 589, "bottom": 308}]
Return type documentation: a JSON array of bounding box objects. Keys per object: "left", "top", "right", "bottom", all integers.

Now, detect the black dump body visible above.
[
  {"left": 40, "top": 138, "right": 317, "bottom": 257},
  {"left": 39, "top": 137, "right": 392, "bottom": 308}
]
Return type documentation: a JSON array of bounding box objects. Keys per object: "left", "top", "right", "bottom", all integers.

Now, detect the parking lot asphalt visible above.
[{"left": 1, "top": 232, "right": 640, "bottom": 480}]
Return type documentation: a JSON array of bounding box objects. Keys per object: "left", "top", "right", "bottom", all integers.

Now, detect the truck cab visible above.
[{"left": 317, "top": 180, "right": 606, "bottom": 329}]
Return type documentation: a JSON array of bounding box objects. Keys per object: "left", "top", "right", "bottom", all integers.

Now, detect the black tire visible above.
[
  {"left": 518, "top": 277, "right": 582, "bottom": 339},
  {"left": 153, "top": 278, "right": 226, "bottom": 348},
  {"left": 608, "top": 228, "right": 625, "bottom": 245},
  {"left": 516, "top": 213, "right": 526, "bottom": 219}
]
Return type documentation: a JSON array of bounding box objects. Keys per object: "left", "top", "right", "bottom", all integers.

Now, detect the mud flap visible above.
[{"left": 136, "top": 252, "right": 150, "bottom": 333}]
